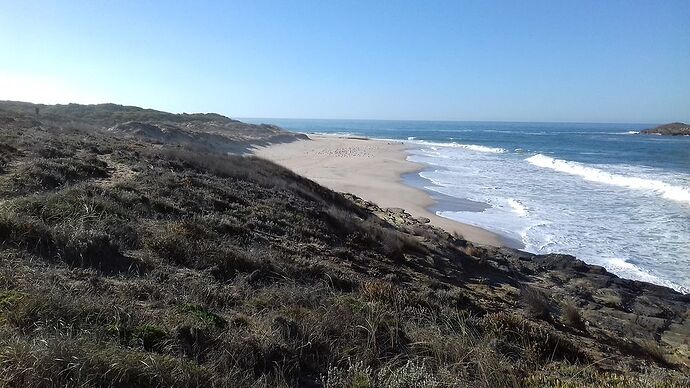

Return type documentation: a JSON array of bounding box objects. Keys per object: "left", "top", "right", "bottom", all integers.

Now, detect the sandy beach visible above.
[{"left": 255, "top": 135, "right": 516, "bottom": 247}]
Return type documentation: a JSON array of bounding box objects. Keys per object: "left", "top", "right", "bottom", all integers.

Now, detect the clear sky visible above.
[{"left": 1, "top": 0, "right": 688, "bottom": 123}]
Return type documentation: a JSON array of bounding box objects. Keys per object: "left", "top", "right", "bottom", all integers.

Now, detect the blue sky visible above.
[{"left": 0, "top": 0, "right": 688, "bottom": 123}]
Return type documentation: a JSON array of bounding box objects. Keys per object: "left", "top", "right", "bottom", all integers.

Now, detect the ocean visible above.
[{"left": 244, "top": 118, "right": 690, "bottom": 293}]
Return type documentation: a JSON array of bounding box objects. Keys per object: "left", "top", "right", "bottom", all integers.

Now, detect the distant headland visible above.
[{"left": 641, "top": 122, "right": 690, "bottom": 136}]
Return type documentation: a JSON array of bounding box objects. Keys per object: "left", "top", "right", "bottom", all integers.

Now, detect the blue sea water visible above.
[{"left": 245, "top": 118, "right": 690, "bottom": 293}]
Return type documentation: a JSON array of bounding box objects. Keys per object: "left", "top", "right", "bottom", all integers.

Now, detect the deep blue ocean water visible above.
[{"left": 245, "top": 118, "right": 690, "bottom": 293}]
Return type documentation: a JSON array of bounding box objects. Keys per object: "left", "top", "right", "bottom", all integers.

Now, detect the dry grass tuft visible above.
[
  {"left": 562, "top": 302, "right": 585, "bottom": 330},
  {"left": 465, "top": 245, "right": 482, "bottom": 257},
  {"left": 521, "top": 286, "right": 551, "bottom": 320},
  {"left": 638, "top": 339, "right": 668, "bottom": 365}
]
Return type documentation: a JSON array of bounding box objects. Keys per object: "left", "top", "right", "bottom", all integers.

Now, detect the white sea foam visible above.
[
  {"left": 508, "top": 198, "right": 528, "bottom": 216},
  {"left": 310, "top": 131, "right": 358, "bottom": 138},
  {"left": 409, "top": 140, "right": 506, "bottom": 153},
  {"left": 407, "top": 136, "right": 416, "bottom": 140},
  {"left": 604, "top": 258, "right": 659, "bottom": 283},
  {"left": 408, "top": 145, "right": 690, "bottom": 293},
  {"left": 526, "top": 154, "right": 690, "bottom": 205},
  {"left": 602, "top": 258, "right": 690, "bottom": 293},
  {"left": 457, "top": 144, "right": 506, "bottom": 153}
]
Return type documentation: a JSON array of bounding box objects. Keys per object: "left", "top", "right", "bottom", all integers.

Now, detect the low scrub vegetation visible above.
[{"left": 0, "top": 110, "right": 687, "bottom": 387}]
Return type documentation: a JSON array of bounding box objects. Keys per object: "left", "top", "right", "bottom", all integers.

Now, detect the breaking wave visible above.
[
  {"left": 526, "top": 154, "right": 690, "bottom": 205},
  {"left": 410, "top": 140, "right": 506, "bottom": 153}
]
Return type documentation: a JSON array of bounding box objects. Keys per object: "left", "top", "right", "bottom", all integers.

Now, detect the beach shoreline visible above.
[{"left": 254, "top": 134, "right": 522, "bottom": 248}]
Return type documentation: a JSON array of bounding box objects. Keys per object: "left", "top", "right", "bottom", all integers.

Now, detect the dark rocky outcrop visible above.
[
  {"left": 364, "top": 196, "right": 690, "bottom": 371},
  {"left": 641, "top": 122, "right": 690, "bottom": 136}
]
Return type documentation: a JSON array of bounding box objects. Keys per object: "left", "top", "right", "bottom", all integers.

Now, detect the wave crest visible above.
[
  {"left": 457, "top": 144, "right": 506, "bottom": 153},
  {"left": 411, "top": 140, "right": 505, "bottom": 153},
  {"left": 526, "top": 154, "right": 690, "bottom": 205}
]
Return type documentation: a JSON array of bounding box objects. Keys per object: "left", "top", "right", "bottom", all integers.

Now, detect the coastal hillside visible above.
[
  {"left": 0, "top": 103, "right": 689, "bottom": 387},
  {"left": 0, "top": 101, "right": 306, "bottom": 153},
  {"left": 641, "top": 122, "right": 690, "bottom": 136}
]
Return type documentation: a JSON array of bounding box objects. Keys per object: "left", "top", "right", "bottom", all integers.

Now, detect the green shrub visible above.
[
  {"left": 0, "top": 291, "right": 23, "bottom": 310},
  {"left": 133, "top": 325, "right": 168, "bottom": 351},
  {"left": 180, "top": 303, "right": 226, "bottom": 328}
]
